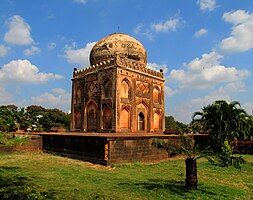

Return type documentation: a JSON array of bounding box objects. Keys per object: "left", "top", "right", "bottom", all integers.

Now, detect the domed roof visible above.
[{"left": 90, "top": 33, "right": 147, "bottom": 66}]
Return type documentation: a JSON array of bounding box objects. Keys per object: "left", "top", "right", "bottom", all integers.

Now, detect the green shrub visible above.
[
  {"left": 218, "top": 140, "right": 245, "bottom": 168},
  {"left": 0, "top": 133, "right": 29, "bottom": 147}
]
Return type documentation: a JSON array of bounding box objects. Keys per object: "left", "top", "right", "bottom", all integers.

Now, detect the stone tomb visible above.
[
  {"left": 71, "top": 33, "right": 165, "bottom": 133},
  {"left": 40, "top": 33, "right": 175, "bottom": 165}
]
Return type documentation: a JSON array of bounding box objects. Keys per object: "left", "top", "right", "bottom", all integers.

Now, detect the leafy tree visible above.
[
  {"left": 191, "top": 100, "right": 253, "bottom": 151},
  {"left": 0, "top": 105, "right": 18, "bottom": 132},
  {"left": 39, "top": 108, "right": 70, "bottom": 131},
  {"left": 14, "top": 107, "right": 30, "bottom": 131},
  {"left": 165, "top": 116, "right": 189, "bottom": 133},
  {"left": 26, "top": 105, "right": 46, "bottom": 131},
  {"left": 0, "top": 105, "right": 70, "bottom": 132}
]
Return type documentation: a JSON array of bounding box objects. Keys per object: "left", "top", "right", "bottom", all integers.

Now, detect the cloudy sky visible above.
[{"left": 0, "top": 0, "right": 253, "bottom": 123}]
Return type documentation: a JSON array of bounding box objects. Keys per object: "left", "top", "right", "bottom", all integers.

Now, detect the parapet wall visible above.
[{"left": 73, "top": 56, "right": 164, "bottom": 79}]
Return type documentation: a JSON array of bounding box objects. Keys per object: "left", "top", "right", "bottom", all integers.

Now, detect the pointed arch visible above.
[
  {"left": 153, "top": 86, "right": 160, "bottom": 103},
  {"left": 103, "top": 78, "right": 112, "bottom": 98},
  {"left": 153, "top": 112, "right": 160, "bottom": 130},
  {"left": 75, "top": 85, "right": 82, "bottom": 104},
  {"left": 137, "top": 101, "right": 148, "bottom": 111},
  {"left": 136, "top": 101, "right": 148, "bottom": 131},
  {"left": 121, "top": 78, "right": 131, "bottom": 99},
  {"left": 120, "top": 107, "right": 130, "bottom": 131},
  {"left": 75, "top": 111, "right": 82, "bottom": 129},
  {"left": 102, "top": 107, "right": 113, "bottom": 130},
  {"left": 138, "top": 112, "right": 145, "bottom": 131},
  {"left": 86, "top": 100, "right": 98, "bottom": 132}
]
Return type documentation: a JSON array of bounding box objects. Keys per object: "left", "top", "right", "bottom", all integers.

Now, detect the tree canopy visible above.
[
  {"left": 0, "top": 105, "right": 70, "bottom": 132},
  {"left": 165, "top": 116, "right": 189, "bottom": 133},
  {"left": 191, "top": 100, "right": 253, "bottom": 151}
]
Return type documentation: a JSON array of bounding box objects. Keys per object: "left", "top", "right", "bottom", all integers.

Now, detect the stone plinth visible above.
[{"left": 39, "top": 132, "right": 209, "bottom": 165}]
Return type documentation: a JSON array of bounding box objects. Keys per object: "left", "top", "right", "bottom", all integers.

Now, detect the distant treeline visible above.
[
  {"left": 165, "top": 116, "right": 189, "bottom": 133},
  {"left": 0, "top": 105, "right": 70, "bottom": 132}
]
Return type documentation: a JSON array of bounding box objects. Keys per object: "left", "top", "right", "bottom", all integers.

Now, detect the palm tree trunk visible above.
[{"left": 185, "top": 157, "right": 198, "bottom": 190}]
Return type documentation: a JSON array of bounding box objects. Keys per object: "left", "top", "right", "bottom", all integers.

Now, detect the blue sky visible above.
[{"left": 0, "top": 0, "right": 252, "bottom": 123}]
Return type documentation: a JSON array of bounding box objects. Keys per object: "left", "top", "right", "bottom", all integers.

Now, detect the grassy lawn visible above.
[{"left": 0, "top": 152, "right": 252, "bottom": 200}]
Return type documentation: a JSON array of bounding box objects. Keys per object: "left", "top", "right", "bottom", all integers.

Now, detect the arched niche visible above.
[
  {"left": 153, "top": 86, "right": 160, "bottom": 103},
  {"left": 120, "top": 108, "right": 130, "bottom": 131},
  {"left": 121, "top": 78, "right": 130, "bottom": 99},
  {"left": 75, "top": 86, "right": 82, "bottom": 104},
  {"left": 75, "top": 112, "right": 82, "bottom": 129},
  {"left": 153, "top": 112, "right": 160, "bottom": 130},
  {"left": 102, "top": 107, "right": 113, "bottom": 130},
  {"left": 86, "top": 100, "right": 98, "bottom": 132},
  {"left": 103, "top": 78, "right": 112, "bottom": 98}
]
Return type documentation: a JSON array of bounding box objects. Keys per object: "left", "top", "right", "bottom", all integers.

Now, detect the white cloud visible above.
[
  {"left": 147, "top": 62, "right": 168, "bottom": 73},
  {"left": 194, "top": 28, "right": 208, "bottom": 38},
  {"left": 151, "top": 17, "right": 182, "bottom": 33},
  {"left": 169, "top": 51, "right": 250, "bottom": 89},
  {"left": 190, "top": 82, "right": 245, "bottom": 107},
  {"left": 52, "top": 88, "right": 66, "bottom": 95},
  {"left": 64, "top": 41, "right": 96, "bottom": 66},
  {"left": 0, "top": 45, "right": 10, "bottom": 57},
  {"left": 4, "top": 15, "right": 34, "bottom": 46},
  {"left": 165, "top": 85, "right": 177, "bottom": 97},
  {"left": 31, "top": 88, "right": 71, "bottom": 111},
  {"left": 134, "top": 14, "right": 184, "bottom": 40},
  {"left": 0, "top": 86, "right": 13, "bottom": 105},
  {"left": 73, "top": 0, "right": 87, "bottom": 4},
  {"left": 243, "top": 102, "right": 253, "bottom": 115},
  {"left": 48, "top": 42, "right": 56, "bottom": 50},
  {"left": 187, "top": 51, "right": 222, "bottom": 71},
  {"left": 169, "top": 81, "right": 247, "bottom": 123},
  {"left": 134, "top": 24, "right": 154, "bottom": 41},
  {"left": 24, "top": 46, "right": 41, "bottom": 56},
  {"left": 0, "top": 60, "right": 63, "bottom": 84},
  {"left": 197, "top": 0, "right": 216, "bottom": 12},
  {"left": 220, "top": 10, "right": 253, "bottom": 53}
]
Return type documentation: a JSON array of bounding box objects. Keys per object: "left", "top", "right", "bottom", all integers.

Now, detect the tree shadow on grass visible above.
[
  {"left": 0, "top": 166, "right": 56, "bottom": 199},
  {"left": 0, "top": 166, "right": 28, "bottom": 187},
  {"left": 119, "top": 178, "right": 219, "bottom": 197}
]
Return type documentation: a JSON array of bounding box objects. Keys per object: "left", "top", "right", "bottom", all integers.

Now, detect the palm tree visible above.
[
  {"left": 153, "top": 135, "right": 206, "bottom": 190},
  {"left": 191, "top": 100, "right": 252, "bottom": 151},
  {"left": 14, "top": 107, "right": 28, "bottom": 131}
]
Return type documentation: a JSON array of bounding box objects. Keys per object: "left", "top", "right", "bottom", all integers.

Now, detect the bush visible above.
[
  {"left": 0, "top": 133, "right": 29, "bottom": 147},
  {"left": 217, "top": 140, "right": 245, "bottom": 168}
]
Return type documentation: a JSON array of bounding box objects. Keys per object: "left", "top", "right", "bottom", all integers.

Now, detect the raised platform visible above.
[{"left": 39, "top": 132, "right": 208, "bottom": 165}]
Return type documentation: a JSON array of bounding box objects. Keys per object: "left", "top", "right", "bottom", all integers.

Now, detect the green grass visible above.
[{"left": 0, "top": 152, "right": 252, "bottom": 200}]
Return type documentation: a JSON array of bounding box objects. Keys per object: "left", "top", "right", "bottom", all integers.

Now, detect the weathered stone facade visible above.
[{"left": 71, "top": 33, "right": 165, "bottom": 133}]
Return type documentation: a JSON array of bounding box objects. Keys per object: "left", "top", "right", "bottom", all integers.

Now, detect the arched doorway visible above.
[
  {"left": 138, "top": 112, "right": 145, "bottom": 131},
  {"left": 103, "top": 108, "right": 113, "bottom": 130},
  {"left": 86, "top": 100, "right": 98, "bottom": 132}
]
